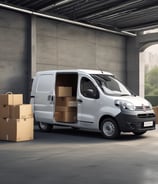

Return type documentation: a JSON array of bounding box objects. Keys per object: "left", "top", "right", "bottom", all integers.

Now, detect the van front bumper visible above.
[{"left": 116, "top": 112, "right": 156, "bottom": 132}]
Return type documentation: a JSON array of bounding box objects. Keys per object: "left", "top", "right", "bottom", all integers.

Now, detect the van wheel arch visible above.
[
  {"left": 99, "top": 115, "right": 118, "bottom": 129},
  {"left": 99, "top": 116, "right": 120, "bottom": 139}
]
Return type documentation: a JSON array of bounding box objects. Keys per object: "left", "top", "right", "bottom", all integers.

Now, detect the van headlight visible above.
[{"left": 115, "top": 100, "right": 135, "bottom": 111}]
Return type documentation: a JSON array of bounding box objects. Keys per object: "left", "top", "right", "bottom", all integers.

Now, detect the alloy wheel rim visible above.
[
  {"left": 39, "top": 122, "right": 47, "bottom": 130},
  {"left": 103, "top": 121, "right": 115, "bottom": 136}
]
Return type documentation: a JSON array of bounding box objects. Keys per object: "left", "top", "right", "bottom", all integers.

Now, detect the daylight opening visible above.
[
  {"left": 143, "top": 28, "right": 158, "bottom": 35},
  {"left": 140, "top": 44, "right": 158, "bottom": 106}
]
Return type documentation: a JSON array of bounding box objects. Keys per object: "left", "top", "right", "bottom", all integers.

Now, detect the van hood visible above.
[{"left": 114, "top": 95, "right": 151, "bottom": 106}]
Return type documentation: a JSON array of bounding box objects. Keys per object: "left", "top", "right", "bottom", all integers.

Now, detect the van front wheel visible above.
[
  {"left": 100, "top": 118, "right": 120, "bottom": 139},
  {"left": 38, "top": 122, "right": 53, "bottom": 132}
]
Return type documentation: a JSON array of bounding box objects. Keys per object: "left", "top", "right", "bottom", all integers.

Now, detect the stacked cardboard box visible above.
[
  {"left": 153, "top": 106, "right": 158, "bottom": 124},
  {"left": 0, "top": 94, "right": 34, "bottom": 142},
  {"left": 55, "top": 87, "right": 77, "bottom": 123}
]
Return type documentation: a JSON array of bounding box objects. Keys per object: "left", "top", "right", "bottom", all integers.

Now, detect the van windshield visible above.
[{"left": 91, "top": 74, "right": 131, "bottom": 96}]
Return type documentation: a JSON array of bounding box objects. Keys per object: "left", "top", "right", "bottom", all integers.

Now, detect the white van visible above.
[{"left": 30, "top": 69, "right": 155, "bottom": 139}]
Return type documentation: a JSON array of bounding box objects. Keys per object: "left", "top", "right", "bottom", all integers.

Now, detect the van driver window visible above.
[{"left": 80, "top": 77, "right": 98, "bottom": 98}]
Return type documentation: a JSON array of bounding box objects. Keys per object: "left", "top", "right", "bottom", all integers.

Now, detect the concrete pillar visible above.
[
  {"left": 31, "top": 15, "right": 37, "bottom": 78},
  {"left": 126, "top": 37, "right": 140, "bottom": 95},
  {"left": 139, "top": 52, "right": 145, "bottom": 97}
]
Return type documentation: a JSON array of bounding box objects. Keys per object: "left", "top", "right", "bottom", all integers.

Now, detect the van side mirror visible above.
[{"left": 86, "top": 88, "right": 99, "bottom": 99}]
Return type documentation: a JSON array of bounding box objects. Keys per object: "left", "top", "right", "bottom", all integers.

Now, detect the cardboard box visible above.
[
  {"left": 153, "top": 106, "right": 158, "bottom": 124},
  {"left": 63, "top": 111, "right": 77, "bottom": 122},
  {"left": 0, "top": 118, "right": 34, "bottom": 142},
  {"left": 54, "top": 111, "right": 77, "bottom": 123},
  {"left": 56, "top": 87, "right": 72, "bottom": 97},
  {"left": 54, "top": 111, "right": 63, "bottom": 122},
  {"left": 0, "top": 94, "right": 23, "bottom": 105},
  {"left": 55, "top": 106, "right": 77, "bottom": 112},
  {"left": 56, "top": 97, "right": 77, "bottom": 107},
  {"left": 0, "top": 105, "right": 9, "bottom": 118},
  {"left": 9, "top": 104, "right": 33, "bottom": 119}
]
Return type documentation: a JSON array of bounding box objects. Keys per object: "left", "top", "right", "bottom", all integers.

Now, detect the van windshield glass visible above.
[{"left": 91, "top": 74, "right": 131, "bottom": 96}]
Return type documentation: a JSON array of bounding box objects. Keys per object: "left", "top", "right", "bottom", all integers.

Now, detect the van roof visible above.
[{"left": 36, "top": 69, "right": 113, "bottom": 76}]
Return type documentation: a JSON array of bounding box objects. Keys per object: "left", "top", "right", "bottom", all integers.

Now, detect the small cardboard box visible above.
[
  {"left": 0, "top": 118, "right": 34, "bottom": 142},
  {"left": 56, "top": 87, "right": 72, "bottom": 97},
  {"left": 9, "top": 104, "right": 33, "bottom": 119},
  {"left": 56, "top": 97, "right": 77, "bottom": 107},
  {"left": 0, "top": 94, "right": 23, "bottom": 105},
  {"left": 0, "top": 105, "right": 9, "bottom": 118}
]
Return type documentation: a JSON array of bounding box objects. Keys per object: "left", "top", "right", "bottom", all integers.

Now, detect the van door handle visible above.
[
  {"left": 51, "top": 96, "right": 54, "bottom": 101},
  {"left": 48, "top": 95, "right": 53, "bottom": 101},
  {"left": 77, "top": 99, "right": 83, "bottom": 103}
]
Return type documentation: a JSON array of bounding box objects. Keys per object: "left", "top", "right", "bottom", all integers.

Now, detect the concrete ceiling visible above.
[{"left": 1, "top": 0, "right": 158, "bottom": 34}]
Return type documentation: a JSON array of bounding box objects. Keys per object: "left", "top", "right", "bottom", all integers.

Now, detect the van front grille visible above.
[
  {"left": 137, "top": 113, "right": 155, "bottom": 118},
  {"left": 135, "top": 106, "right": 151, "bottom": 111}
]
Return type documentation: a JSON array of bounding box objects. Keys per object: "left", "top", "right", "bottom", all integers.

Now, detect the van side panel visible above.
[{"left": 33, "top": 74, "right": 55, "bottom": 124}]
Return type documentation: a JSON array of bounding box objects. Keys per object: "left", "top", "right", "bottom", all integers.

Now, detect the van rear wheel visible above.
[
  {"left": 38, "top": 122, "right": 53, "bottom": 132},
  {"left": 100, "top": 118, "right": 120, "bottom": 139}
]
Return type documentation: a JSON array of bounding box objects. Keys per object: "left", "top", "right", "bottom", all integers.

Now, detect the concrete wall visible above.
[
  {"left": 36, "top": 18, "right": 126, "bottom": 82},
  {"left": 0, "top": 8, "right": 134, "bottom": 101},
  {"left": 0, "top": 8, "right": 31, "bottom": 102},
  {"left": 138, "top": 32, "right": 158, "bottom": 51}
]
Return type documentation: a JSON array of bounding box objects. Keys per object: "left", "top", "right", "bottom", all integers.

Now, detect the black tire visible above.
[
  {"left": 100, "top": 118, "right": 120, "bottom": 139},
  {"left": 72, "top": 127, "right": 79, "bottom": 130},
  {"left": 133, "top": 131, "right": 146, "bottom": 136},
  {"left": 38, "top": 122, "right": 53, "bottom": 132}
]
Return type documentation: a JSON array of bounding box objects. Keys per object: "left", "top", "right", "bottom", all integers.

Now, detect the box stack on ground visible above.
[
  {"left": 153, "top": 106, "right": 158, "bottom": 124},
  {"left": 0, "top": 94, "right": 34, "bottom": 142},
  {"left": 54, "top": 86, "right": 77, "bottom": 123}
]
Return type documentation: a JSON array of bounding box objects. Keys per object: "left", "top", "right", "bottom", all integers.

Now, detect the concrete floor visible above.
[{"left": 0, "top": 126, "right": 158, "bottom": 184}]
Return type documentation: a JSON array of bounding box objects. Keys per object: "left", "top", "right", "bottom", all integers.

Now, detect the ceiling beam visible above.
[
  {"left": 39, "top": 0, "right": 75, "bottom": 12},
  {"left": 122, "top": 21, "right": 158, "bottom": 32},
  {"left": 0, "top": 3, "right": 136, "bottom": 37},
  {"left": 76, "top": 0, "right": 145, "bottom": 20}
]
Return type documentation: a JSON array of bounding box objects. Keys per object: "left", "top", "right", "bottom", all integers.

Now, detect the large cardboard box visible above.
[
  {"left": 9, "top": 104, "right": 33, "bottom": 119},
  {"left": 0, "top": 118, "right": 34, "bottom": 142},
  {"left": 0, "top": 94, "right": 23, "bottom": 105},
  {"left": 56, "top": 87, "right": 72, "bottom": 97},
  {"left": 63, "top": 111, "right": 77, "bottom": 122},
  {"left": 54, "top": 111, "right": 63, "bottom": 122},
  {"left": 54, "top": 111, "right": 77, "bottom": 123},
  {"left": 0, "top": 105, "right": 9, "bottom": 118},
  {"left": 55, "top": 106, "right": 77, "bottom": 112},
  {"left": 153, "top": 106, "right": 158, "bottom": 124},
  {"left": 56, "top": 97, "right": 77, "bottom": 107}
]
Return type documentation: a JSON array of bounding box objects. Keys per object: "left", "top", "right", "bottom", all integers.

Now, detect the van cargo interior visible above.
[{"left": 54, "top": 73, "right": 78, "bottom": 123}]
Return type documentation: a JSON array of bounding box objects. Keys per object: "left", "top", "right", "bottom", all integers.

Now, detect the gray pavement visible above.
[{"left": 0, "top": 125, "right": 158, "bottom": 184}]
